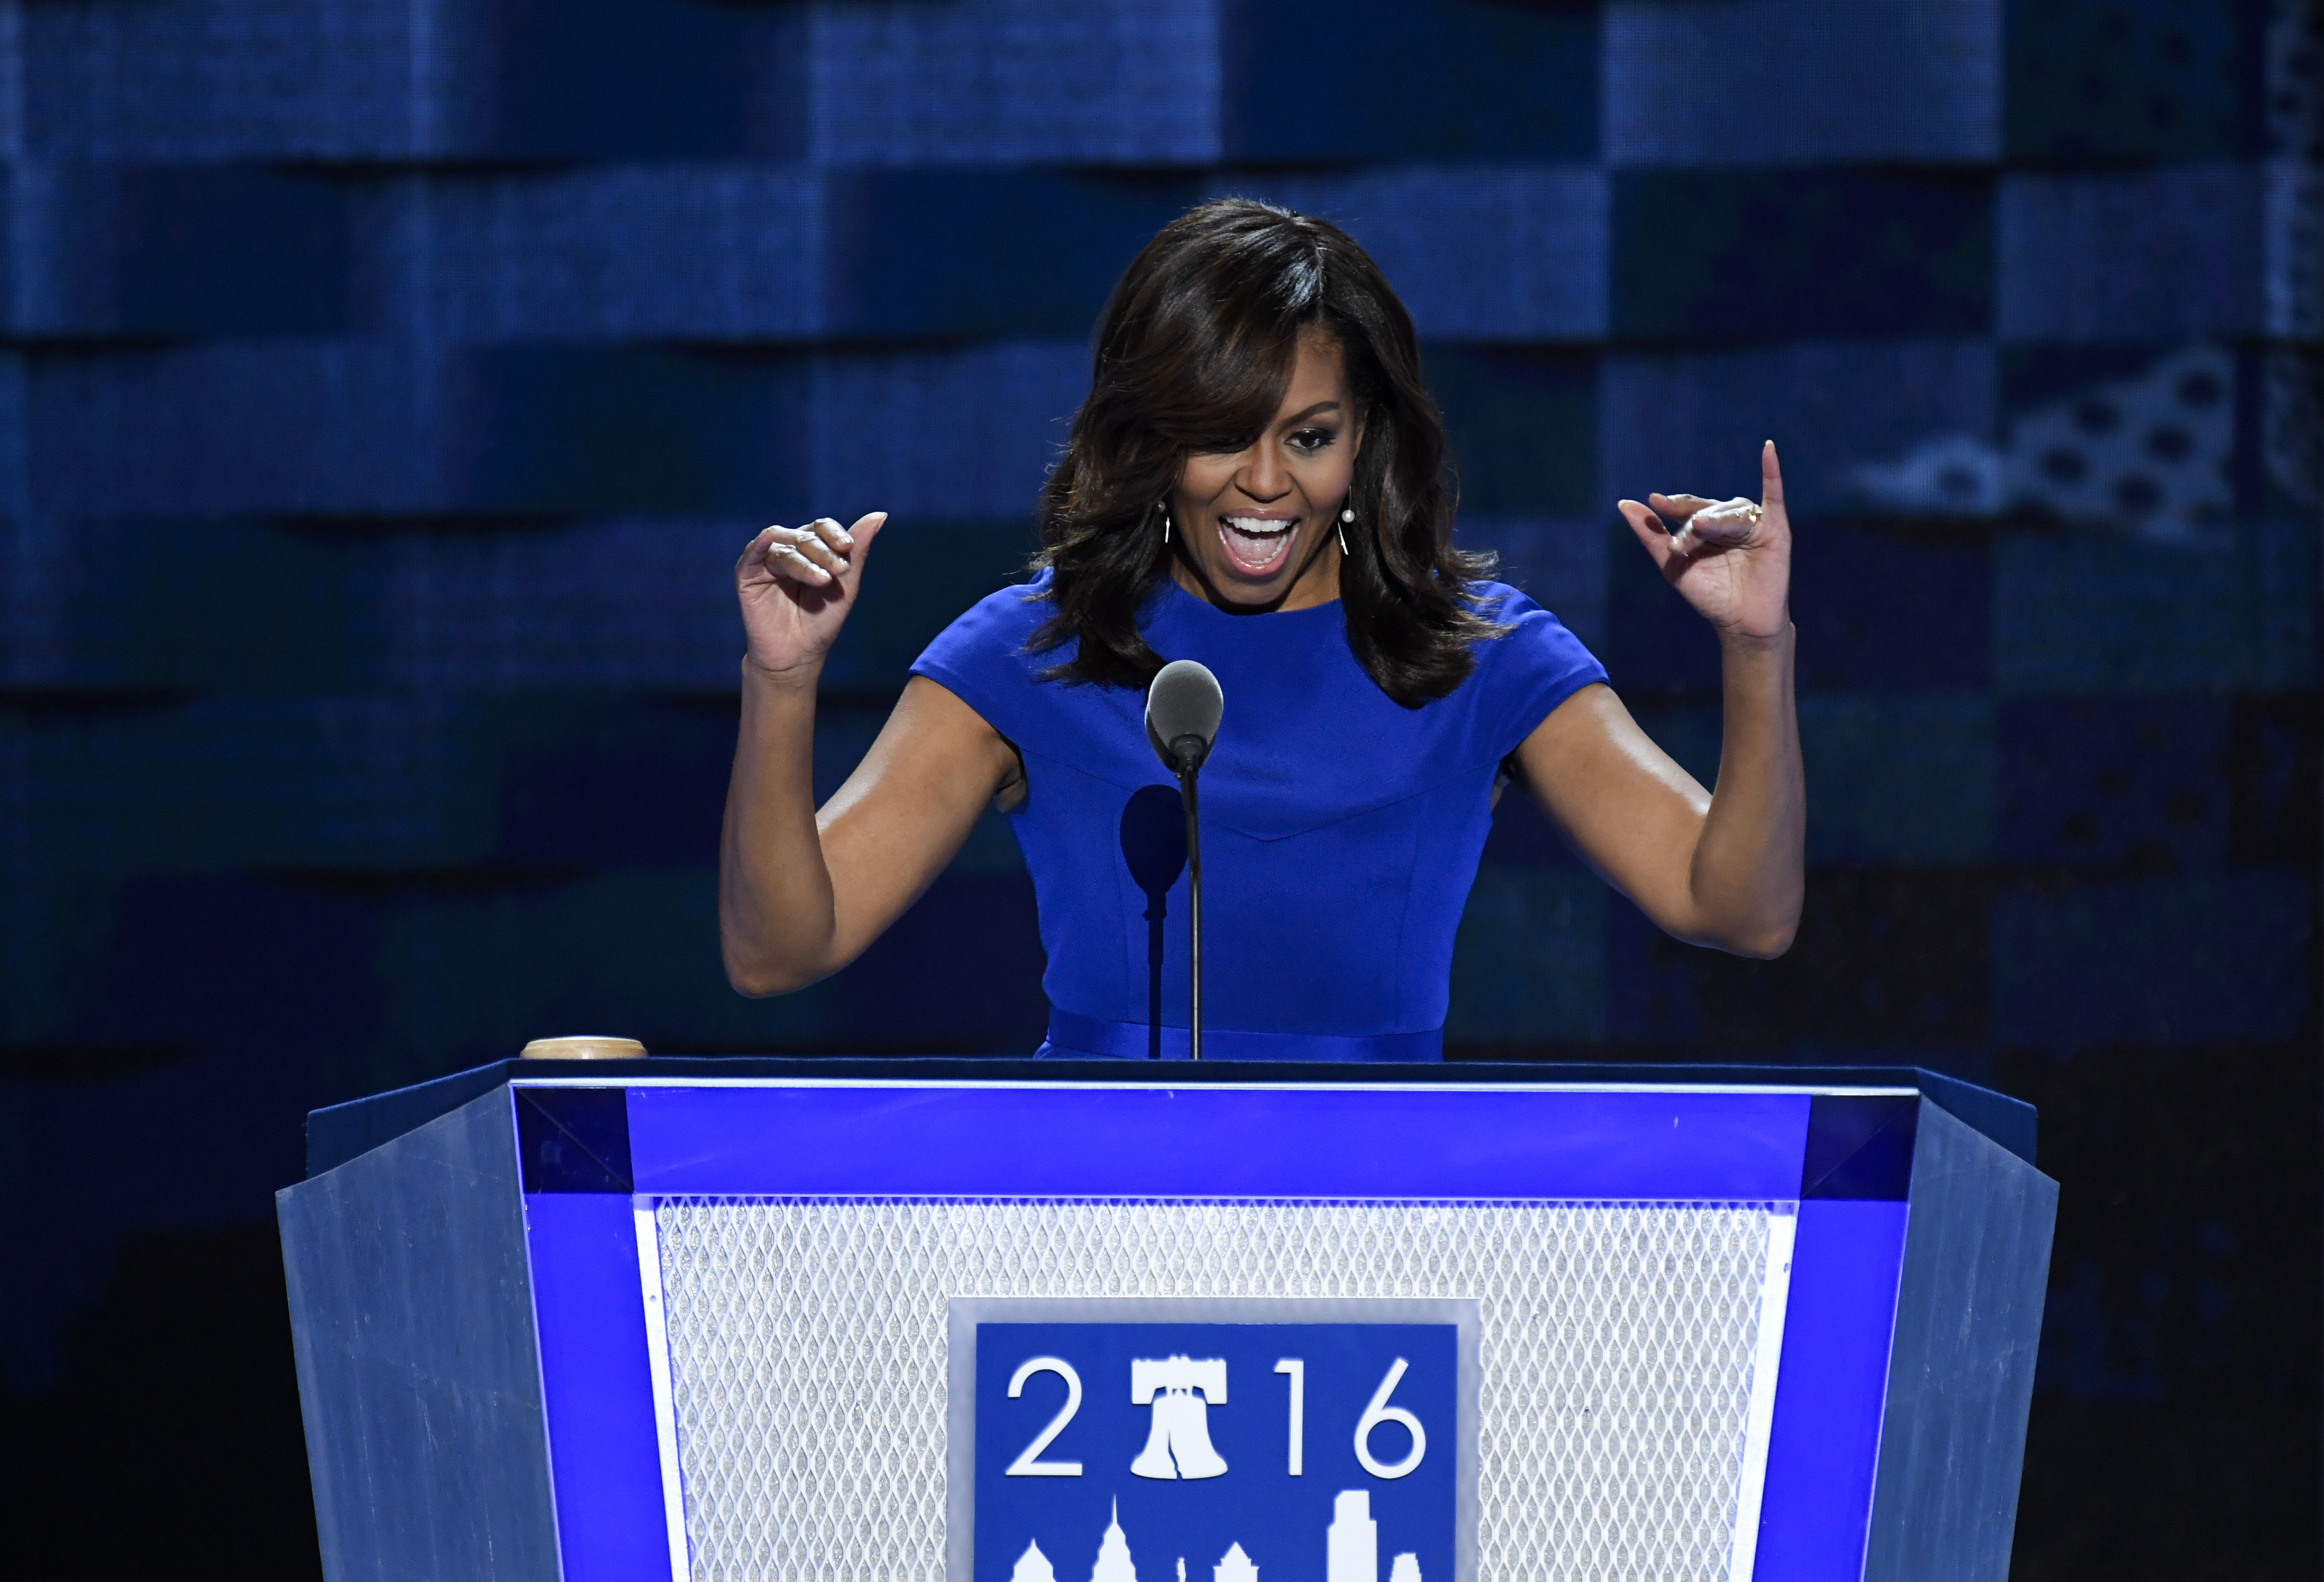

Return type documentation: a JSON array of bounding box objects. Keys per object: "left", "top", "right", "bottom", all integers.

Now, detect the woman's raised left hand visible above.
[{"left": 1617, "top": 440, "right": 1792, "bottom": 641}]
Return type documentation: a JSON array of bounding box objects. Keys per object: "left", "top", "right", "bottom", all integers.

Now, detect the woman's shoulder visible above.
[
  {"left": 1465, "top": 579, "right": 1591, "bottom": 657},
  {"left": 920, "top": 571, "right": 1056, "bottom": 665},
  {"left": 907, "top": 570, "right": 1067, "bottom": 734},
  {"left": 1456, "top": 577, "right": 1609, "bottom": 747}
]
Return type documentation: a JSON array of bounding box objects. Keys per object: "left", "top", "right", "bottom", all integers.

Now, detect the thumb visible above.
[{"left": 843, "top": 511, "right": 890, "bottom": 577}]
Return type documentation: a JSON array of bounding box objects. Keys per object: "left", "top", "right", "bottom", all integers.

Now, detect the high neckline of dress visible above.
[{"left": 1160, "top": 576, "right": 1343, "bottom": 623}]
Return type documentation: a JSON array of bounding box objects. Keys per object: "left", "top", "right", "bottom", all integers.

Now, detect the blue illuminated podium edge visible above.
[{"left": 279, "top": 1059, "right": 2056, "bottom": 1582}]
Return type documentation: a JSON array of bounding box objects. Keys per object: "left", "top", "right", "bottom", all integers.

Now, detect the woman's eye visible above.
[{"left": 1287, "top": 428, "right": 1336, "bottom": 454}]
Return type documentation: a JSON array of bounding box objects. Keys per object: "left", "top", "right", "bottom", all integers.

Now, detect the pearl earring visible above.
[
  {"left": 1160, "top": 502, "right": 1171, "bottom": 544},
  {"left": 1338, "top": 506, "right": 1354, "bottom": 556}
]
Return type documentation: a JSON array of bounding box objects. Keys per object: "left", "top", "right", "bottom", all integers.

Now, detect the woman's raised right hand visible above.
[{"left": 734, "top": 511, "right": 887, "bottom": 678}]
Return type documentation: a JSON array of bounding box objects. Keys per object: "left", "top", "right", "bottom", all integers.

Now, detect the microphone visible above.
[
  {"left": 1145, "top": 661, "right": 1223, "bottom": 1060},
  {"left": 1146, "top": 659, "right": 1223, "bottom": 774}
]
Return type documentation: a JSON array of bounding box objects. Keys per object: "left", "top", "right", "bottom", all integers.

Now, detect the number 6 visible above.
[{"left": 1354, "top": 1357, "right": 1426, "bottom": 1479}]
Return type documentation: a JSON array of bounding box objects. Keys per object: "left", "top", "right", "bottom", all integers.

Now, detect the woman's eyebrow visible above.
[{"left": 1278, "top": 400, "right": 1342, "bottom": 424}]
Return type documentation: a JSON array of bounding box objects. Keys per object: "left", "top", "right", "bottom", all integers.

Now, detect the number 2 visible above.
[{"left": 1005, "top": 1357, "right": 1083, "bottom": 1476}]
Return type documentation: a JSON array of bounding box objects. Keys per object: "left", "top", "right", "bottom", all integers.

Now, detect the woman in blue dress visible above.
[{"left": 718, "top": 199, "right": 1804, "bottom": 1061}]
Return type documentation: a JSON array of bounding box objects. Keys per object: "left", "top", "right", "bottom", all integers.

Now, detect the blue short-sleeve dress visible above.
[{"left": 910, "top": 572, "right": 1606, "bottom": 1061}]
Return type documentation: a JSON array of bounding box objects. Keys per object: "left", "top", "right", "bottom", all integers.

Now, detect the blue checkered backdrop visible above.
[{"left": 2, "top": 1, "right": 2317, "bottom": 1575}]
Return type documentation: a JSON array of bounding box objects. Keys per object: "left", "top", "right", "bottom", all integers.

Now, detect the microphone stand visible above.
[
  {"left": 1146, "top": 659, "right": 1218, "bottom": 1065},
  {"left": 1175, "top": 755, "right": 1204, "bottom": 1062}
]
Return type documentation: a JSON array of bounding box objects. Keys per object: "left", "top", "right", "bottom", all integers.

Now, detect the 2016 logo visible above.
[{"left": 950, "top": 1300, "right": 1475, "bottom": 1582}]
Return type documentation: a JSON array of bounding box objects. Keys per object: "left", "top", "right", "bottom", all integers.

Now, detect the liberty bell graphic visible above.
[{"left": 1129, "top": 1355, "right": 1229, "bottom": 1479}]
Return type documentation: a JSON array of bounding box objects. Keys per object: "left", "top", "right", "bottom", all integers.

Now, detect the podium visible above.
[{"left": 279, "top": 1059, "right": 2055, "bottom": 1582}]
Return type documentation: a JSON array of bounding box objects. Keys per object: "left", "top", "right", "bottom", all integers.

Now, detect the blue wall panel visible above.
[
  {"left": 1224, "top": 167, "right": 1609, "bottom": 342},
  {"left": 19, "top": 0, "right": 493, "bottom": 159},
  {"left": 1223, "top": 0, "right": 1600, "bottom": 162},
  {"left": 811, "top": 0, "right": 1222, "bottom": 166},
  {"left": 413, "top": 170, "right": 828, "bottom": 342},
  {"left": 1798, "top": 696, "right": 1998, "bottom": 866},
  {"left": 1994, "top": 521, "right": 2315, "bottom": 695},
  {"left": 1, "top": 1, "right": 2317, "bottom": 1573},
  {"left": 1611, "top": 172, "right": 1995, "bottom": 341},
  {"left": 823, "top": 171, "right": 1195, "bottom": 338},
  {"left": 1998, "top": 166, "right": 2269, "bottom": 344},
  {"left": 1992, "top": 871, "right": 2313, "bottom": 1047},
  {"left": 29, "top": 343, "right": 454, "bottom": 515},
  {"left": 8, "top": 164, "right": 363, "bottom": 337},
  {"left": 802, "top": 341, "right": 1091, "bottom": 517},
  {"left": 1999, "top": 699, "right": 2235, "bottom": 868},
  {"left": 2004, "top": 0, "right": 2257, "bottom": 163},
  {"left": 1601, "top": 341, "right": 1999, "bottom": 526},
  {"left": 478, "top": 0, "right": 805, "bottom": 160},
  {"left": 1786, "top": 527, "right": 1994, "bottom": 694},
  {"left": 1429, "top": 348, "right": 1599, "bottom": 515},
  {"left": 1604, "top": 0, "right": 2003, "bottom": 166}
]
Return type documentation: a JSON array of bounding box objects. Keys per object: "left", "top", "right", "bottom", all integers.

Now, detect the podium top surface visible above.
[{"left": 304, "top": 1055, "right": 2035, "bottom": 1181}]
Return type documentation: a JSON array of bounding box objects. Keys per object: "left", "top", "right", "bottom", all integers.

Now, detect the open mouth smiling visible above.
[{"left": 1218, "top": 513, "right": 1298, "bottom": 574}]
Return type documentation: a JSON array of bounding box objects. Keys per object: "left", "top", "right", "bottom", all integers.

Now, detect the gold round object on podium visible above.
[{"left": 519, "top": 1035, "right": 647, "bottom": 1060}]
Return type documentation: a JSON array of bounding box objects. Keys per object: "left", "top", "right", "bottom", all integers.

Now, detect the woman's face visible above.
[{"left": 1169, "top": 331, "right": 1363, "bottom": 613}]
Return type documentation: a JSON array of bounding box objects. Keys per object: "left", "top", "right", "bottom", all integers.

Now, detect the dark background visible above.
[{"left": 2, "top": 0, "right": 2320, "bottom": 1575}]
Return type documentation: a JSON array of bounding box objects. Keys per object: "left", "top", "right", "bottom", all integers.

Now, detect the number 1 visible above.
[{"left": 1274, "top": 1358, "right": 1304, "bottom": 1475}]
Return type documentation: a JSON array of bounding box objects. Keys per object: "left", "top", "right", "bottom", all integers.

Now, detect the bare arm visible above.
[
  {"left": 1515, "top": 646, "right": 1802, "bottom": 957},
  {"left": 717, "top": 514, "right": 1021, "bottom": 996},
  {"left": 1514, "top": 442, "right": 1806, "bottom": 958}
]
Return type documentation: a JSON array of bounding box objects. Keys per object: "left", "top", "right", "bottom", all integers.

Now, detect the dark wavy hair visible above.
[{"left": 1027, "top": 197, "right": 1504, "bottom": 708}]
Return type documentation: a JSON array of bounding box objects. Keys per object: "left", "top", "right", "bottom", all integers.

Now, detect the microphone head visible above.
[{"left": 1145, "top": 659, "right": 1224, "bottom": 775}]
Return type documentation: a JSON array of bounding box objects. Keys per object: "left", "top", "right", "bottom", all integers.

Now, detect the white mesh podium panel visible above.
[{"left": 653, "top": 1198, "right": 1781, "bottom": 1582}]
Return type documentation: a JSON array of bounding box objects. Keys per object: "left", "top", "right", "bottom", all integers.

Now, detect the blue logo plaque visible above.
[{"left": 947, "top": 1299, "right": 1477, "bottom": 1582}]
